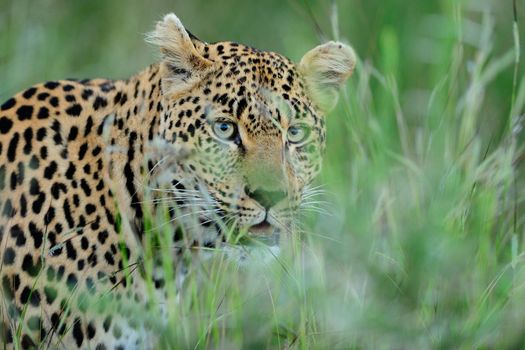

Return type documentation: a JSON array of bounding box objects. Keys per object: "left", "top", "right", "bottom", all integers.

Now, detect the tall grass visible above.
[
  {"left": 151, "top": 2, "right": 525, "bottom": 349},
  {"left": 2, "top": 0, "right": 525, "bottom": 348}
]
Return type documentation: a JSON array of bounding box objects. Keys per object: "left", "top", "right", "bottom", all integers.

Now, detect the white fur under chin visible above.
[{"left": 221, "top": 243, "right": 281, "bottom": 266}]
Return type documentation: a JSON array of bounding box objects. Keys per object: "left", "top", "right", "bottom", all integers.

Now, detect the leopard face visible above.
[{"left": 149, "top": 15, "right": 356, "bottom": 242}]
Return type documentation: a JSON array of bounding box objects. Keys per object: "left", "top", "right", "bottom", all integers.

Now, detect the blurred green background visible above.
[{"left": 2, "top": 0, "right": 525, "bottom": 348}]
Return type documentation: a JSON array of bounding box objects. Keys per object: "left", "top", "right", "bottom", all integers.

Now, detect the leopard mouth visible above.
[
  {"left": 243, "top": 220, "right": 280, "bottom": 246},
  {"left": 216, "top": 219, "right": 280, "bottom": 247},
  {"left": 248, "top": 220, "right": 273, "bottom": 235}
]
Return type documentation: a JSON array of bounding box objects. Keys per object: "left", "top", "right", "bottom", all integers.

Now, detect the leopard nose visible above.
[{"left": 246, "top": 187, "right": 287, "bottom": 210}]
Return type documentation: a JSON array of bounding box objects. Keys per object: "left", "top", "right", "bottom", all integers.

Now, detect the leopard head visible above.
[{"left": 147, "top": 14, "right": 355, "bottom": 246}]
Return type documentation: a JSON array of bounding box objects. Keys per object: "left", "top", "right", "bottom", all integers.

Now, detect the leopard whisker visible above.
[
  {"left": 135, "top": 198, "right": 214, "bottom": 206},
  {"left": 299, "top": 207, "right": 333, "bottom": 216},
  {"left": 149, "top": 208, "right": 224, "bottom": 232},
  {"left": 145, "top": 187, "right": 202, "bottom": 195},
  {"left": 300, "top": 199, "right": 333, "bottom": 207}
]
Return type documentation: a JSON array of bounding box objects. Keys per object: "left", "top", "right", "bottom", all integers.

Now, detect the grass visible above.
[{"left": 2, "top": 0, "right": 525, "bottom": 348}]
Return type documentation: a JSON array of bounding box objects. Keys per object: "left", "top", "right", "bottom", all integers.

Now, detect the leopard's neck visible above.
[{"left": 91, "top": 64, "right": 165, "bottom": 242}]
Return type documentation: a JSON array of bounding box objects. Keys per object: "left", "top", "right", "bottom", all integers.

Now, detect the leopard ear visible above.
[
  {"left": 147, "top": 13, "right": 214, "bottom": 96},
  {"left": 299, "top": 41, "right": 356, "bottom": 113}
]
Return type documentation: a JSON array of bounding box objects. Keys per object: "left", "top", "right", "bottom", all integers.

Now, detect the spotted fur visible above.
[{"left": 0, "top": 13, "right": 355, "bottom": 349}]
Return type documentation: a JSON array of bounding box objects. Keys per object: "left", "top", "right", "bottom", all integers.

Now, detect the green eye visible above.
[
  {"left": 213, "top": 121, "right": 237, "bottom": 140},
  {"left": 287, "top": 125, "right": 310, "bottom": 144}
]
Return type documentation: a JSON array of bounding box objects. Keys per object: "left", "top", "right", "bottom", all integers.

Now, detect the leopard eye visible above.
[
  {"left": 287, "top": 124, "right": 310, "bottom": 144},
  {"left": 213, "top": 121, "right": 237, "bottom": 140}
]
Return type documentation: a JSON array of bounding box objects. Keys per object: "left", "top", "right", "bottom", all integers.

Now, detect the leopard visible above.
[{"left": 0, "top": 13, "right": 355, "bottom": 349}]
